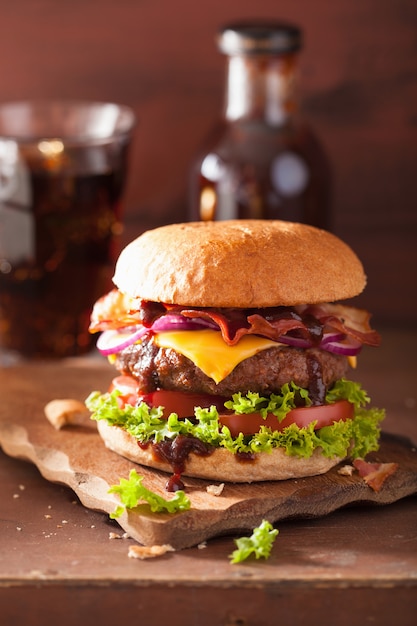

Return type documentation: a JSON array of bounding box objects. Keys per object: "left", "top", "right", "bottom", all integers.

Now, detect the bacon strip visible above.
[
  {"left": 353, "top": 458, "right": 399, "bottom": 492},
  {"left": 180, "top": 303, "right": 380, "bottom": 347},
  {"left": 302, "top": 303, "right": 381, "bottom": 347},
  {"left": 89, "top": 289, "right": 142, "bottom": 332},
  {"left": 88, "top": 292, "right": 381, "bottom": 351}
]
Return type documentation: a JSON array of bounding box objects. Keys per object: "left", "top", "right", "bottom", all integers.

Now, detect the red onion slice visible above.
[
  {"left": 97, "top": 314, "right": 219, "bottom": 356},
  {"left": 322, "top": 337, "right": 362, "bottom": 356},
  {"left": 97, "top": 326, "right": 147, "bottom": 356},
  {"left": 320, "top": 332, "right": 346, "bottom": 346},
  {"left": 277, "top": 335, "right": 312, "bottom": 348},
  {"left": 96, "top": 315, "right": 363, "bottom": 358},
  {"left": 152, "top": 314, "right": 219, "bottom": 332},
  {"left": 277, "top": 331, "right": 362, "bottom": 355}
]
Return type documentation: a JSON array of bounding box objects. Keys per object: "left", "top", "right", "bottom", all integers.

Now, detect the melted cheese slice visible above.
[
  {"left": 347, "top": 355, "right": 357, "bottom": 369},
  {"left": 154, "top": 329, "right": 280, "bottom": 384}
]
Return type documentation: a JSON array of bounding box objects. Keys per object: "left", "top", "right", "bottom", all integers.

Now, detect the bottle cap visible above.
[{"left": 218, "top": 21, "right": 302, "bottom": 55}]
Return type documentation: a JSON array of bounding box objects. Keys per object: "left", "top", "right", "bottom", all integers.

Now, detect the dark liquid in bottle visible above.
[
  {"left": 190, "top": 119, "right": 331, "bottom": 229},
  {"left": 0, "top": 170, "right": 124, "bottom": 358}
]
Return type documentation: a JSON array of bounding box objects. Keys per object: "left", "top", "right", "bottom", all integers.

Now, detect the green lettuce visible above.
[
  {"left": 230, "top": 520, "right": 279, "bottom": 563},
  {"left": 86, "top": 378, "right": 385, "bottom": 461},
  {"left": 108, "top": 469, "right": 191, "bottom": 518},
  {"left": 224, "top": 383, "right": 311, "bottom": 420}
]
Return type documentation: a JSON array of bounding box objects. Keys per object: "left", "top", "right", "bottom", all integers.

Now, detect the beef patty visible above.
[{"left": 115, "top": 336, "right": 349, "bottom": 398}]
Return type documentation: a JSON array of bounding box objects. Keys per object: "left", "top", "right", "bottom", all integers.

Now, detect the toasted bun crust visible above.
[
  {"left": 113, "top": 220, "right": 366, "bottom": 308},
  {"left": 97, "top": 421, "right": 343, "bottom": 482}
]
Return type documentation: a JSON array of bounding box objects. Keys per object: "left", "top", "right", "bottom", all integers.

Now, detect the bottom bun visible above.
[{"left": 97, "top": 420, "right": 344, "bottom": 482}]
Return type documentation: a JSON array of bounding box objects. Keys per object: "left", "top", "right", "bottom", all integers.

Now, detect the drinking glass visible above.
[{"left": 0, "top": 100, "right": 135, "bottom": 361}]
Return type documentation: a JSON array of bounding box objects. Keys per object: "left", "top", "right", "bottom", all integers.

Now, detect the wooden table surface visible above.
[{"left": 1, "top": 328, "right": 416, "bottom": 626}]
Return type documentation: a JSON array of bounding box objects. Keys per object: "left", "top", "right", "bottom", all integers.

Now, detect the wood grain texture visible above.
[
  {"left": 0, "top": 361, "right": 416, "bottom": 550},
  {"left": 1, "top": 330, "right": 416, "bottom": 626},
  {"left": 1, "top": 443, "right": 416, "bottom": 626}
]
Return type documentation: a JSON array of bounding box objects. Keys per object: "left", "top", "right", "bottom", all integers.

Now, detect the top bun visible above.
[{"left": 113, "top": 220, "right": 366, "bottom": 308}]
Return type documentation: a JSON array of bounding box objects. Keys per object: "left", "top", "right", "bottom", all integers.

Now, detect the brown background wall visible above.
[{"left": 0, "top": 0, "right": 416, "bottom": 327}]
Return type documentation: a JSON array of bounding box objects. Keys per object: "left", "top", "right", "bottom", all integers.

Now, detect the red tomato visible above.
[
  {"left": 109, "top": 375, "right": 139, "bottom": 396},
  {"left": 109, "top": 376, "right": 140, "bottom": 408},
  {"left": 109, "top": 376, "right": 353, "bottom": 435},
  {"left": 109, "top": 376, "right": 228, "bottom": 415},
  {"left": 218, "top": 400, "right": 354, "bottom": 437},
  {"left": 140, "top": 389, "right": 229, "bottom": 417}
]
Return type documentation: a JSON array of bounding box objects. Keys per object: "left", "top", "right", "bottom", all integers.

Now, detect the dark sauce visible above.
[
  {"left": 140, "top": 435, "right": 214, "bottom": 492},
  {"left": 262, "top": 306, "right": 324, "bottom": 345},
  {"left": 264, "top": 306, "right": 301, "bottom": 322},
  {"left": 306, "top": 352, "right": 326, "bottom": 405},
  {"left": 236, "top": 451, "right": 256, "bottom": 462},
  {"left": 302, "top": 313, "right": 324, "bottom": 345},
  {"left": 139, "top": 301, "right": 166, "bottom": 327}
]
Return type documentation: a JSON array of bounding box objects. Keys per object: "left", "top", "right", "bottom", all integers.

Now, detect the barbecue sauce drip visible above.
[
  {"left": 140, "top": 435, "right": 214, "bottom": 492},
  {"left": 139, "top": 300, "right": 166, "bottom": 327},
  {"left": 306, "top": 352, "right": 326, "bottom": 405},
  {"left": 236, "top": 451, "right": 256, "bottom": 462},
  {"left": 302, "top": 313, "right": 324, "bottom": 345}
]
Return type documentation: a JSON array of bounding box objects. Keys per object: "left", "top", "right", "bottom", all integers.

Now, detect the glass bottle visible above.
[{"left": 189, "top": 21, "right": 331, "bottom": 229}]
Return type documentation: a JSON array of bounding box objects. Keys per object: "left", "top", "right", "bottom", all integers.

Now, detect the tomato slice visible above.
[
  {"left": 109, "top": 376, "right": 354, "bottom": 435},
  {"left": 109, "top": 376, "right": 228, "bottom": 415},
  {"left": 218, "top": 400, "right": 354, "bottom": 438},
  {"left": 109, "top": 375, "right": 140, "bottom": 396},
  {"left": 139, "top": 389, "right": 229, "bottom": 417},
  {"left": 109, "top": 375, "right": 141, "bottom": 408}
]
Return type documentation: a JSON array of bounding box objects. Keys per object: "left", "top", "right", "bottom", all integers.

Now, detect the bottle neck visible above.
[{"left": 223, "top": 53, "right": 298, "bottom": 126}]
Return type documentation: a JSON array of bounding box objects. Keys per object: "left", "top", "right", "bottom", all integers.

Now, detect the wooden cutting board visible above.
[{"left": 1, "top": 361, "right": 416, "bottom": 550}]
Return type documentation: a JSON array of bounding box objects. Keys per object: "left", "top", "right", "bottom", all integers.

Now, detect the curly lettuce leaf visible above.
[
  {"left": 230, "top": 520, "right": 279, "bottom": 563},
  {"left": 225, "top": 383, "right": 311, "bottom": 420},
  {"left": 86, "top": 390, "right": 175, "bottom": 443},
  {"left": 86, "top": 379, "right": 385, "bottom": 461},
  {"left": 108, "top": 469, "right": 191, "bottom": 518},
  {"left": 325, "top": 378, "right": 370, "bottom": 409}
]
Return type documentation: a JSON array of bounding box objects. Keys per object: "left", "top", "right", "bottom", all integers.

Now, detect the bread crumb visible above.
[
  {"left": 109, "top": 531, "right": 129, "bottom": 540},
  {"left": 128, "top": 544, "right": 175, "bottom": 560},
  {"left": 109, "top": 532, "right": 123, "bottom": 540},
  {"left": 44, "top": 398, "right": 90, "bottom": 430},
  {"left": 338, "top": 464, "right": 354, "bottom": 476},
  {"left": 206, "top": 483, "right": 225, "bottom": 496}
]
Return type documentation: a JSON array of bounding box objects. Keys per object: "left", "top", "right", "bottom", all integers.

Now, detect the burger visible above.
[{"left": 86, "top": 220, "right": 384, "bottom": 491}]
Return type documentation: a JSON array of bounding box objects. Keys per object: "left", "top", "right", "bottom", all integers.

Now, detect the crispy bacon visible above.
[
  {"left": 179, "top": 307, "right": 316, "bottom": 345},
  {"left": 88, "top": 291, "right": 381, "bottom": 351},
  {"left": 89, "top": 289, "right": 142, "bottom": 332},
  {"left": 179, "top": 303, "right": 380, "bottom": 348},
  {"left": 302, "top": 303, "right": 381, "bottom": 347},
  {"left": 353, "top": 458, "right": 399, "bottom": 492}
]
